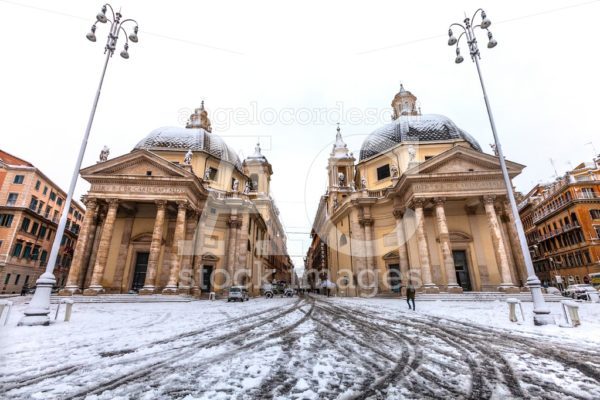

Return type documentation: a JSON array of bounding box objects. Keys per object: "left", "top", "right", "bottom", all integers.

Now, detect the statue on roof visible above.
[
  {"left": 99, "top": 146, "right": 110, "bottom": 163},
  {"left": 184, "top": 149, "right": 193, "bottom": 165}
]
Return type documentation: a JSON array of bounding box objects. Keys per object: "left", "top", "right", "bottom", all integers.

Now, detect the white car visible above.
[{"left": 563, "top": 284, "right": 598, "bottom": 300}]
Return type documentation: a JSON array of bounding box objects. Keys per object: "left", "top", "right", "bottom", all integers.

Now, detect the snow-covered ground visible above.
[{"left": 1, "top": 295, "right": 599, "bottom": 399}]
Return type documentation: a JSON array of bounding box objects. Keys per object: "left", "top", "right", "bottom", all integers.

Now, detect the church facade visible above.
[
  {"left": 306, "top": 86, "right": 528, "bottom": 295},
  {"left": 59, "top": 104, "right": 293, "bottom": 297}
]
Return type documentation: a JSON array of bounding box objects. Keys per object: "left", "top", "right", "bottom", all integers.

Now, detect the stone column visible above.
[
  {"left": 483, "top": 195, "right": 517, "bottom": 292},
  {"left": 140, "top": 200, "right": 167, "bottom": 295},
  {"left": 112, "top": 211, "right": 135, "bottom": 293},
  {"left": 164, "top": 201, "right": 188, "bottom": 294},
  {"left": 178, "top": 210, "right": 198, "bottom": 295},
  {"left": 393, "top": 208, "right": 410, "bottom": 296},
  {"left": 60, "top": 198, "right": 98, "bottom": 295},
  {"left": 235, "top": 211, "right": 250, "bottom": 286},
  {"left": 83, "top": 199, "right": 119, "bottom": 295},
  {"left": 191, "top": 216, "right": 206, "bottom": 297},
  {"left": 414, "top": 199, "right": 439, "bottom": 293},
  {"left": 226, "top": 213, "right": 240, "bottom": 288},
  {"left": 361, "top": 217, "right": 375, "bottom": 294},
  {"left": 434, "top": 198, "right": 461, "bottom": 293},
  {"left": 503, "top": 200, "right": 526, "bottom": 288}
]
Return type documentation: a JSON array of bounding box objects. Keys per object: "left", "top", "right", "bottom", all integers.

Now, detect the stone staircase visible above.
[
  {"left": 375, "top": 292, "right": 566, "bottom": 302},
  {"left": 50, "top": 294, "right": 194, "bottom": 304}
]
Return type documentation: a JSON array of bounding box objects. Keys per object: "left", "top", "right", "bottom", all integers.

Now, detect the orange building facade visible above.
[
  {"left": 0, "top": 150, "right": 85, "bottom": 294},
  {"left": 519, "top": 156, "right": 600, "bottom": 288}
]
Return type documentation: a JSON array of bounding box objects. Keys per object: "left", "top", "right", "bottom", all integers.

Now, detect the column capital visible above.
[
  {"left": 482, "top": 194, "right": 496, "bottom": 205},
  {"left": 434, "top": 197, "right": 446, "bottom": 206},
  {"left": 359, "top": 218, "right": 373, "bottom": 227},
  {"left": 393, "top": 207, "right": 406, "bottom": 219},
  {"left": 155, "top": 200, "right": 167, "bottom": 210},
  {"left": 176, "top": 200, "right": 188, "bottom": 211},
  {"left": 83, "top": 196, "right": 98, "bottom": 209},
  {"left": 107, "top": 198, "right": 119, "bottom": 208},
  {"left": 411, "top": 198, "right": 426, "bottom": 209}
]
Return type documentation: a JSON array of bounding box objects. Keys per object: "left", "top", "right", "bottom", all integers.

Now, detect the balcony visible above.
[
  {"left": 535, "top": 222, "right": 581, "bottom": 242},
  {"left": 532, "top": 192, "right": 599, "bottom": 224}
]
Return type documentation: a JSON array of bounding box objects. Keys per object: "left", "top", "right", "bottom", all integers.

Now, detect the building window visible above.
[
  {"left": 21, "top": 218, "right": 31, "bottom": 232},
  {"left": 12, "top": 242, "right": 23, "bottom": 257},
  {"left": 57, "top": 198, "right": 63, "bottom": 206},
  {"left": 23, "top": 244, "right": 32, "bottom": 259},
  {"left": 40, "top": 250, "right": 48, "bottom": 264},
  {"left": 24, "top": 275, "right": 30, "bottom": 284},
  {"left": 4, "top": 274, "right": 10, "bottom": 285},
  {"left": 250, "top": 174, "right": 259, "bottom": 190},
  {"left": 31, "top": 246, "right": 40, "bottom": 261},
  {"left": 15, "top": 274, "right": 20, "bottom": 285},
  {"left": 376, "top": 164, "right": 391, "bottom": 180},
  {"left": 49, "top": 191, "right": 56, "bottom": 201},
  {"left": 29, "top": 197, "right": 38, "bottom": 211},
  {"left": 13, "top": 175, "right": 25, "bottom": 184},
  {"left": 30, "top": 222, "right": 39, "bottom": 236},
  {"left": 7, "top": 193, "right": 18, "bottom": 206},
  {"left": 594, "top": 225, "right": 600, "bottom": 239},
  {"left": 43, "top": 186, "right": 48, "bottom": 195},
  {"left": 146, "top": 171, "right": 152, "bottom": 176},
  {"left": 207, "top": 167, "right": 218, "bottom": 181},
  {"left": 0, "top": 214, "right": 14, "bottom": 227},
  {"left": 590, "top": 209, "right": 600, "bottom": 219},
  {"left": 35, "top": 180, "right": 41, "bottom": 190}
]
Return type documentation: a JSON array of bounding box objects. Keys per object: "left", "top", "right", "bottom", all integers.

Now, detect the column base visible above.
[
  {"left": 58, "top": 286, "right": 81, "bottom": 296},
  {"left": 177, "top": 287, "right": 191, "bottom": 296},
  {"left": 423, "top": 285, "right": 440, "bottom": 294},
  {"left": 82, "top": 286, "right": 104, "bottom": 296},
  {"left": 162, "top": 286, "right": 179, "bottom": 295},
  {"left": 447, "top": 286, "right": 464, "bottom": 294},
  {"left": 498, "top": 285, "right": 520, "bottom": 294},
  {"left": 191, "top": 287, "right": 201, "bottom": 298},
  {"left": 138, "top": 287, "right": 156, "bottom": 295}
]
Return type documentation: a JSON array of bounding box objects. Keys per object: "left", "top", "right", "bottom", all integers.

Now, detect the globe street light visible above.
[
  {"left": 447, "top": 9, "right": 554, "bottom": 325},
  {"left": 19, "top": 4, "right": 139, "bottom": 326}
]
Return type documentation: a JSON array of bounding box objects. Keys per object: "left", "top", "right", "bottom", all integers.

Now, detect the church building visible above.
[
  {"left": 59, "top": 103, "right": 293, "bottom": 297},
  {"left": 306, "top": 86, "right": 528, "bottom": 295}
]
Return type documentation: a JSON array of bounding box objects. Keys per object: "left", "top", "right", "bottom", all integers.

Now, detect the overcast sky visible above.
[{"left": 1, "top": 0, "right": 599, "bottom": 273}]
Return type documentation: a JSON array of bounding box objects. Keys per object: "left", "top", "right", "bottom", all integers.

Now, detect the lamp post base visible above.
[{"left": 18, "top": 272, "right": 56, "bottom": 327}]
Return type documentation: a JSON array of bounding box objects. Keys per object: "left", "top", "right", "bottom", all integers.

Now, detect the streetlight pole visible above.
[
  {"left": 19, "top": 4, "right": 139, "bottom": 326},
  {"left": 447, "top": 9, "right": 554, "bottom": 325}
]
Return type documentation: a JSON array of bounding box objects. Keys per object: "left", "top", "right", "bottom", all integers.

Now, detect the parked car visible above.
[
  {"left": 563, "top": 284, "right": 598, "bottom": 300},
  {"left": 283, "top": 288, "right": 295, "bottom": 297},
  {"left": 227, "top": 286, "right": 249, "bottom": 302},
  {"left": 261, "top": 284, "right": 275, "bottom": 299}
]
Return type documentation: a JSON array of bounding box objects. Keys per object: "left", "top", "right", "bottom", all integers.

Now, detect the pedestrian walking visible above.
[{"left": 406, "top": 282, "right": 416, "bottom": 311}]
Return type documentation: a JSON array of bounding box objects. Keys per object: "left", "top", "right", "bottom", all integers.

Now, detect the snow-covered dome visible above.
[
  {"left": 134, "top": 103, "right": 243, "bottom": 171},
  {"left": 134, "top": 126, "right": 243, "bottom": 171},
  {"left": 359, "top": 113, "right": 482, "bottom": 161}
]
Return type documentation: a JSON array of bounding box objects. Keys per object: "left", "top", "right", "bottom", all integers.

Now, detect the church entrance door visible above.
[
  {"left": 131, "top": 252, "right": 149, "bottom": 292},
  {"left": 452, "top": 250, "right": 472, "bottom": 291}
]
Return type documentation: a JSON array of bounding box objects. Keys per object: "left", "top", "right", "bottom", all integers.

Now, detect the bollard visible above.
[
  {"left": 0, "top": 300, "right": 13, "bottom": 326},
  {"left": 208, "top": 292, "right": 216, "bottom": 301},
  {"left": 561, "top": 300, "right": 581, "bottom": 327},
  {"left": 63, "top": 299, "right": 74, "bottom": 322},
  {"left": 506, "top": 298, "right": 524, "bottom": 323}
]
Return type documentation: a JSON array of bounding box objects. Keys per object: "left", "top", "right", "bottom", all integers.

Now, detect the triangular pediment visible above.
[
  {"left": 80, "top": 149, "right": 193, "bottom": 179},
  {"left": 405, "top": 146, "right": 524, "bottom": 176}
]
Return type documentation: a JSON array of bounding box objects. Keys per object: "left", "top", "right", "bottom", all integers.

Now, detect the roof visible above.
[
  {"left": 359, "top": 114, "right": 482, "bottom": 161},
  {"left": 134, "top": 126, "right": 243, "bottom": 171},
  {"left": 0, "top": 149, "right": 34, "bottom": 167}
]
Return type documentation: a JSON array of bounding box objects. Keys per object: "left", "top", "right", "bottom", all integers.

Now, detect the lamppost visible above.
[
  {"left": 447, "top": 9, "right": 554, "bottom": 325},
  {"left": 19, "top": 4, "right": 138, "bottom": 326}
]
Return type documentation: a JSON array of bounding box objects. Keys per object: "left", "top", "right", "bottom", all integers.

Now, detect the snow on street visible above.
[{"left": 1, "top": 295, "right": 600, "bottom": 399}]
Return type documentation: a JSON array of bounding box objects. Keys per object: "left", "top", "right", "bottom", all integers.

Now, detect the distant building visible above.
[
  {"left": 0, "top": 150, "right": 85, "bottom": 294},
  {"left": 519, "top": 156, "right": 600, "bottom": 288},
  {"left": 306, "top": 85, "right": 527, "bottom": 296}
]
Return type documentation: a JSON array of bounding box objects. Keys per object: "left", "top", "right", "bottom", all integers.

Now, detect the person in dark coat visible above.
[{"left": 406, "top": 282, "right": 416, "bottom": 310}]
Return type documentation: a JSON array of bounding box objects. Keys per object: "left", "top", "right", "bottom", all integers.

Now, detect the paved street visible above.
[{"left": 1, "top": 296, "right": 600, "bottom": 399}]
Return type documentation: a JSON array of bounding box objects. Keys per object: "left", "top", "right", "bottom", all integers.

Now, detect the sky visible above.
[{"left": 1, "top": 0, "right": 600, "bottom": 274}]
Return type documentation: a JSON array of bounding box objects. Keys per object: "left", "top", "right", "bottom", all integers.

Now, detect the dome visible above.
[
  {"left": 359, "top": 114, "right": 481, "bottom": 161},
  {"left": 134, "top": 126, "right": 243, "bottom": 171}
]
